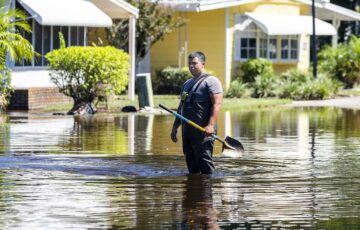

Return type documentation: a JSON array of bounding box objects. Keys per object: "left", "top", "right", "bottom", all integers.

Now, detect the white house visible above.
[{"left": 6, "top": 0, "right": 139, "bottom": 108}]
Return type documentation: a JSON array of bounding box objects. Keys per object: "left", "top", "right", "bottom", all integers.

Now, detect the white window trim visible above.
[
  {"left": 280, "top": 35, "right": 300, "bottom": 62},
  {"left": 234, "top": 14, "right": 301, "bottom": 63}
]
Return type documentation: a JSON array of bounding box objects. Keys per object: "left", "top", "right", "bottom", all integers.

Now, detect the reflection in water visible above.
[
  {"left": 0, "top": 108, "right": 359, "bottom": 228},
  {"left": 181, "top": 175, "right": 219, "bottom": 229}
]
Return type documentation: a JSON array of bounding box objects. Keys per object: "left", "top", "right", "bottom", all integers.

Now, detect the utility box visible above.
[{"left": 136, "top": 73, "right": 154, "bottom": 108}]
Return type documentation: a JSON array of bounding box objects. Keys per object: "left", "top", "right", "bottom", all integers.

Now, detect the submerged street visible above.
[{"left": 0, "top": 107, "right": 359, "bottom": 229}]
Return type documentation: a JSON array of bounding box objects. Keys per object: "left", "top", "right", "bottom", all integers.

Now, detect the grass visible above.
[
  {"left": 40, "top": 95, "right": 292, "bottom": 113},
  {"left": 338, "top": 88, "right": 360, "bottom": 97}
]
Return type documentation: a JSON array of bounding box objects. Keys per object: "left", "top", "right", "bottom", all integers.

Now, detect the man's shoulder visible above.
[{"left": 204, "top": 75, "right": 221, "bottom": 85}]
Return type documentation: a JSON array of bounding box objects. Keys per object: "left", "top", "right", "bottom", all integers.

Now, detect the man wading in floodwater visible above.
[{"left": 170, "top": 51, "right": 223, "bottom": 174}]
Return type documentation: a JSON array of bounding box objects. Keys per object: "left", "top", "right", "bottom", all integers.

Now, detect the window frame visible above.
[
  {"left": 281, "top": 35, "right": 299, "bottom": 61},
  {"left": 234, "top": 14, "right": 300, "bottom": 63},
  {"left": 14, "top": 20, "right": 88, "bottom": 68}
]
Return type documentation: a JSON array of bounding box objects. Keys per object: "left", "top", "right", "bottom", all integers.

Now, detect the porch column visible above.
[
  {"left": 128, "top": 15, "right": 136, "bottom": 100},
  {"left": 332, "top": 19, "right": 340, "bottom": 48},
  {"left": 224, "top": 8, "right": 231, "bottom": 89}
]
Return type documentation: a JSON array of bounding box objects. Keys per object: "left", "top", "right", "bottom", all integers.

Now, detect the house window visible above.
[
  {"left": 15, "top": 20, "right": 87, "bottom": 67},
  {"left": 241, "top": 37, "right": 257, "bottom": 59},
  {"left": 281, "top": 35, "right": 299, "bottom": 60},
  {"left": 235, "top": 14, "right": 300, "bottom": 62},
  {"left": 259, "top": 32, "right": 277, "bottom": 59},
  {"left": 269, "top": 37, "right": 277, "bottom": 59},
  {"left": 14, "top": 2, "right": 87, "bottom": 67}
]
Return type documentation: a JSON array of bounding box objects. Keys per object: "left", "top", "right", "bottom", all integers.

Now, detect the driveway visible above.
[{"left": 284, "top": 96, "right": 360, "bottom": 109}]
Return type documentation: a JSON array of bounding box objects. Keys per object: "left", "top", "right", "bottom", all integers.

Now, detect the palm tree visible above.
[
  {"left": 0, "top": 7, "right": 34, "bottom": 69},
  {"left": 0, "top": 2, "right": 35, "bottom": 110}
]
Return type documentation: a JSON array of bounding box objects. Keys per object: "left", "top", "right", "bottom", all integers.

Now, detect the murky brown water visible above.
[{"left": 0, "top": 108, "right": 359, "bottom": 229}]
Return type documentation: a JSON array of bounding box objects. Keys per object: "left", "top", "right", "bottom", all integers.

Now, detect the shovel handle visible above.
[
  {"left": 160, "top": 104, "right": 241, "bottom": 152},
  {"left": 159, "top": 104, "right": 205, "bottom": 132}
]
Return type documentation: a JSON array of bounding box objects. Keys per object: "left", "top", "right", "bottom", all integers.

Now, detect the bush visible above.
[
  {"left": 302, "top": 74, "right": 342, "bottom": 100},
  {"left": 251, "top": 73, "right": 279, "bottom": 98},
  {"left": 277, "top": 69, "right": 342, "bottom": 100},
  {"left": 0, "top": 69, "right": 14, "bottom": 111},
  {"left": 225, "top": 80, "right": 252, "bottom": 98},
  {"left": 280, "top": 68, "right": 312, "bottom": 84},
  {"left": 240, "top": 58, "right": 274, "bottom": 83},
  {"left": 153, "top": 66, "right": 192, "bottom": 94},
  {"left": 318, "top": 36, "right": 360, "bottom": 88},
  {"left": 46, "top": 46, "right": 129, "bottom": 107}
]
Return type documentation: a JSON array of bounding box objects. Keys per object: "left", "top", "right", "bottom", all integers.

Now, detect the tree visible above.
[
  {"left": 106, "top": 0, "right": 185, "bottom": 65},
  {"left": 46, "top": 44, "right": 129, "bottom": 114},
  {"left": 0, "top": 1, "right": 35, "bottom": 110}
]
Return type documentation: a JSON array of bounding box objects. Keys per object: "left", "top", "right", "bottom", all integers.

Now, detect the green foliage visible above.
[
  {"left": 0, "top": 8, "right": 34, "bottom": 67},
  {"left": 227, "top": 68, "right": 342, "bottom": 100},
  {"left": 225, "top": 80, "right": 252, "bottom": 98},
  {"left": 251, "top": 73, "right": 279, "bottom": 98},
  {"left": 277, "top": 69, "right": 342, "bottom": 100},
  {"left": 318, "top": 36, "right": 360, "bottom": 88},
  {"left": 59, "top": 32, "right": 66, "bottom": 49},
  {"left": 280, "top": 68, "right": 312, "bottom": 83},
  {"left": 240, "top": 58, "right": 274, "bottom": 83},
  {"left": 0, "top": 5, "right": 36, "bottom": 111},
  {"left": 0, "top": 69, "right": 13, "bottom": 110},
  {"left": 302, "top": 74, "right": 342, "bottom": 100},
  {"left": 106, "top": 0, "right": 185, "bottom": 61},
  {"left": 46, "top": 46, "right": 129, "bottom": 106},
  {"left": 153, "top": 66, "right": 192, "bottom": 94}
]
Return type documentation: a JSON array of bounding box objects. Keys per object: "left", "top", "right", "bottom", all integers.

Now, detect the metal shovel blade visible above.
[{"left": 222, "top": 136, "right": 245, "bottom": 153}]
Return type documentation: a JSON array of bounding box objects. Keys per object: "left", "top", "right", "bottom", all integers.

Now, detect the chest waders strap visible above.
[{"left": 181, "top": 74, "right": 210, "bottom": 102}]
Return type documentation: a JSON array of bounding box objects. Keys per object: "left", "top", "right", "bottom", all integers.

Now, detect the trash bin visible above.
[{"left": 136, "top": 73, "right": 154, "bottom": 108}]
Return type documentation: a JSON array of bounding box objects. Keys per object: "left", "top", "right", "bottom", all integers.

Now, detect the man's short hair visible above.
[{"left": 188, "top": 51, "right": 206, "bottom": 63}]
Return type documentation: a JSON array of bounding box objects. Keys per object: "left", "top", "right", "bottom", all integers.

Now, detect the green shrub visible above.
[
  {"left": 277, "top": 69, "right": 342, "bottom": 100},
  {"left": 240, "top": 58, "right": 274, "bottom": 83},
  {"left": 280, "top": 68, "right": 312, "bottom": 84},
  {"left": 225, "top": 80, "right": 252, "bottom": 98},
  {"left": 251, "top": 73, "right": 279, "bottom": 98},
  {"left": 0, "top": 69, "right": 13, "bottom": 111},
  {"left": 153, "top": 66, "right": 192, "bottom": 94},
  {"left": 278, "top": 69, "right": 312, "bottom": 99},
  {"left": 318, "top": 36, "right": 360, "bottom": 88},
  {"left": 46, "top": 46, "right": 129, "bottom": 106},
  {"left": 302, "top": 74, "right": 342, "bottom": 99}
]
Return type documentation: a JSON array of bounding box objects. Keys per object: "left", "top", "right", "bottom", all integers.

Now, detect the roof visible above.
[
  {"left": 89, "top": 0, "right": 139, "bottom": 19},
  {"left": 297, "top": 0, "right": 360, "bottom": 21},
  {"left": 17, "top": 0, "right": 113, "bottom": 27},
  {"left": 242, "top": 13, "right": 337, "bottom": 35},
  {"left": 17, "top": 0, "right": 139, "bottom": 27},
  {"left": 157, "top": 0, "right": 360, "bottom": 21}
]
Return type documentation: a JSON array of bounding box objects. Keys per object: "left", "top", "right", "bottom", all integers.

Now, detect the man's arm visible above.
[
  {"left": 204, "top": 92, "right": 223, "bottom": 136},
  {"left": 171, "top": 102, "right": 182, "bottom": 142}
]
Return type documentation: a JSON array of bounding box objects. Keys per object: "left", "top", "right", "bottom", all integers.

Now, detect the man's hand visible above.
[
  {"left": 204, "top": 124, "right": 215, "bottom": 137},
  {"left": 171, "top": 127, "right": 178, "bottom": 142}
]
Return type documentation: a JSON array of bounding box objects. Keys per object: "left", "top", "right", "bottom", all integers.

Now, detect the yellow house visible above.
[{"left": 151, "top": 0, "right": 360, "bottom": 88}]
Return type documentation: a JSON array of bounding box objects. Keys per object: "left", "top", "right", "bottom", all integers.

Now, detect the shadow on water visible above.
[{"left": 0, "top": 108, "right": 359, "bottom": 229}]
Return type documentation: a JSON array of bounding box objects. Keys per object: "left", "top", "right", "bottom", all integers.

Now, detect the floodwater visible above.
[{"left": 0, "top": 107, "right": 359, "bottom": 229}]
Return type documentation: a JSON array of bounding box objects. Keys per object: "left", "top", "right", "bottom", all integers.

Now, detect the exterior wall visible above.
[
  {"left": 8, "top": 88, "right": 72, "bottom": 110},
  {"left": 151, "top": 0, "right": 314, "bottom": 87},
  {"left": 228, "top": 0, "right": 310, "bottom": 80},
  {"left": 151, "top": 9, "right": 226, "bottom": 85}
]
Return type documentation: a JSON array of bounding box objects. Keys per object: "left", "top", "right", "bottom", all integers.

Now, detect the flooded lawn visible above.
[{"left": 0, "top": 107, "right": 359, "bottom": 229}]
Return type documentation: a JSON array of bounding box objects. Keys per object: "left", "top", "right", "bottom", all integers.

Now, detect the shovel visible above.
[{"left": 159, "top": 104, "right": 244, "bottom": 154}]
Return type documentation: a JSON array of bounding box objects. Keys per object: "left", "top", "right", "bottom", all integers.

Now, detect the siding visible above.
[
  {"left": 151, "top": 0, "right": 314, "bottom": 86},
  {"left": 151, "top": 10, "right": 226, "bottom": 85}
]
